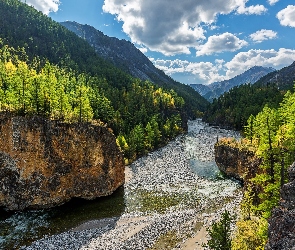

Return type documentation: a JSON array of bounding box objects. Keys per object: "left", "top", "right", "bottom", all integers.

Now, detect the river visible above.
[{"left": 0, "top": 119, "right": 242, "bottom": 249}]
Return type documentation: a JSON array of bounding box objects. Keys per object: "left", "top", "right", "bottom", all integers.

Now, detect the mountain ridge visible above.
[
  {"left": 60, "top": 21, "right": 208, "bottom": 113},
  {"left": 191, "top": 66, "right": 275, "bottom": 101}
]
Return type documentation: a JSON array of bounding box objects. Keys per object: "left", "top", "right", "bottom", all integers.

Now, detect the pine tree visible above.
[{"left": 203, "top": 210, "right": 234, "bottom": 250}]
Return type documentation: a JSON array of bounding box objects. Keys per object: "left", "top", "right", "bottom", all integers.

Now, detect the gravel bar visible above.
[{"left": 24, "top": 120, "right": 242, "bottom": 250}]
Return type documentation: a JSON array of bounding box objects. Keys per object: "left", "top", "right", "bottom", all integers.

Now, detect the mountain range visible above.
[
  {"left": 190, "top": 66, "right": 275, "bottom": 101},
  {"left": 60, "top": 21, "right": 208, "bottom": 113}
]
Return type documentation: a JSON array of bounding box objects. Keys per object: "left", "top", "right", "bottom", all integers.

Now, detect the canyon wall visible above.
[
  {"left": 214, "top": 141, "right": 262, "bottom": 184},
  {"left": 215, "top": 140, "right": 295, "bottom": 249},
  {"left": 0, "top": 114, "right": 124, "bottom": 210},
  {"left": 266, "top": 163, "right": 295, "bottom": 249}
]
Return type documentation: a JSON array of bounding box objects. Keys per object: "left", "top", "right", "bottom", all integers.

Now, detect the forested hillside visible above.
[
  {"left": 227, "top": 85, "right": 295, "bottom": 248},
  {"left": 60, "top": 21, "right": 208, "bottom": 114},
  {"left": 0, "top": 0, "right": 207, "bottom": 162},
  {"left": 203, "top": 61, "right": 295, "bottom": 131},
  {"left": 203, "top": 83, "right": 284, "bottom": 130}
]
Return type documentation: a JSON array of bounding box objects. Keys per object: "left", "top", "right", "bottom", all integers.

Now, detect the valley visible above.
[{"left": 16, "top": 120, "right": 242, "bottom": 249}]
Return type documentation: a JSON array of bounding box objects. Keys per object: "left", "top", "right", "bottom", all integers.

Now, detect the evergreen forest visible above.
[
  {"left": 0, "top": 0, "right": 209, "bottom": 163},
  {"left": 203, "top": 83, "right": 286, "bottom": 130}
]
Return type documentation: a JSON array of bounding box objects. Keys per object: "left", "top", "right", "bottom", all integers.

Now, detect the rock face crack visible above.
[{"left": 0, "top": 114, "right": 124, "bottom": 211}]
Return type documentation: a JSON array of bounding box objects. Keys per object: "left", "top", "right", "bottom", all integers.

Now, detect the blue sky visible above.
[{"left": 23, "top": 0, "right": 295, "bottom": 85}]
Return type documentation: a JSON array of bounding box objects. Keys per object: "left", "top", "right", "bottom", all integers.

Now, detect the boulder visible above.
[
  {"left": 0, "top": 114, "right": 124, "bottom": 210},
  {"left": 214, "top": 142, "right": 262, "bottom": 184}
]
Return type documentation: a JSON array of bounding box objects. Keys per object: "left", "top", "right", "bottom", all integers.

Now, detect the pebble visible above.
[{"left": 24, "top": 119, "right": 242, "bottom": 250}]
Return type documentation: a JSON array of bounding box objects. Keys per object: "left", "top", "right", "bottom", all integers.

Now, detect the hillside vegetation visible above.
[
  {"left": 203, "top": 60, "right": 295, "bottom": 130},
  {"left": 60, "top": 21, "right": 208, "bottom": 115},
  {"left": 0, "top": 0, "right": 208, "bottom": 116},
  {"left": 203, "top": 83, "right": 284, "bottom": 130},
  {"left": 227, "top": 84, "right": 295, "bottom": 249},
  {"left": 0, "top": 0, "right": 208, "bottom": 162}
]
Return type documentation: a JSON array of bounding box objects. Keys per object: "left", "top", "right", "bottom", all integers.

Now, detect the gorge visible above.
[{"left": 1, "top": 119, "right": 241, "bottom": 249}]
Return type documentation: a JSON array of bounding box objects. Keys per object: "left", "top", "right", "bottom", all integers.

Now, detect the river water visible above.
[{"left": 0, "top": 119, "right": 241, "bottom": 249}]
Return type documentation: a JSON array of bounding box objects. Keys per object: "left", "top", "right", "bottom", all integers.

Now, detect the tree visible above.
[
  {"left": 244, "top": 114, "right": 255, "bottom": 143},
  {"left": 203, "top": 210, "right": 234, "bottom": 250},
  {"left": 150, "top": 115, "right": 162, "bottom": 147},
  {"left": 145, "top": 122, "right": 154, "bottom": 150}
]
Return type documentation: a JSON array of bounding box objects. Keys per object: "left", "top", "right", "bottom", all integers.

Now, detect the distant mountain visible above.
[
  {"left": 255, "top": 61, "right": 295, "bottom": 90},
  {"left": 190, "top": 66, "right": 275, "bottom": 101},
  {"left": 203, "top": 61, "right": 295, "bottom": 130},
  {"left": 189, "top": 84, "right": 211, "bottom": 97},
  {"left": 61, "top": 21, "right": 208, "bottom": 113}
]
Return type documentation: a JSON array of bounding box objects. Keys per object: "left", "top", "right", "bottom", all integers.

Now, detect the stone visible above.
[
  {"left": 214, "top": 142, "right": 262, "bottom": 184},
  {"left": 0, "top": 113, "right": 124, "bottom": 211}
]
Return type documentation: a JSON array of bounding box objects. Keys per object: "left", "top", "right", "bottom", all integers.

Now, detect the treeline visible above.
[
  {"left": 0, "top": 0, "right": 208, "bottom": 115},
  {"left": 0, "top": 43, "right": 184, "bottom": 162},
  {"left": 230, "top": 85, "right": 295, "bottom": 249},
  {"left": 203, "top": 83, "right": 285, "bottom": 130}
]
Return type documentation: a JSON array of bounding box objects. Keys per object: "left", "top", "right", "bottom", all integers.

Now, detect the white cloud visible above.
[
  {"left": 150, "top": 58, "right": 227, "bottom": 83},
  {"left": 138, "top": 47, "right": 148, "bottom": 54},
  {"left": 21, "top": 0, "right": 60, "bottom": 15},
  {"left": 103, "top": 0, "right": 267, "bottom": 56},
  {"left": 268, "top": 0, "right": 279, "bottom": 6},
  {"left": 151, "top": 48, "right": 295, "bottom": 84},
  {"left": 249, "top": 29, "right": 277, "bottom": 43},
  {"left": 196, "top": 32, "right": 248, "bottom": 56},
  {"left": 277, "top": 5, "right": 295, "bottom": 28},
  {"left": 236, "top": 0, "right": 267, "bottom": 15},
  {"left": 225, "top": 48, "right": 295, "bottom": 78}
]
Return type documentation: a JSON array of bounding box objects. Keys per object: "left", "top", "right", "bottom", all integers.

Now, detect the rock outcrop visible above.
[
  {"left": 214, "top": 141, "right": 262, "bottom": 184},
  {"left": 266, "top": 163, "right": 295, "bottom": 250},
  {"left": 0, "top": 113, "right": 124, "bottom": 211}
]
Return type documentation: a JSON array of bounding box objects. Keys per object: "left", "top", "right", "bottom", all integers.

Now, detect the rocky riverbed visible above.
[{"left": 23, "top": 119, "right": 242, "bottom": 250}]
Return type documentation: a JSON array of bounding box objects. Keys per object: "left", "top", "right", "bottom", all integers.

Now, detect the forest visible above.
[
  {"left": 0, "top": 0, "right": 208, "bottom": 117},
  {"left": 0, "top": 0, "right": 211, "bottom": 163},
  {"left": 203, "top": 83, "right": 285, "bottom": 130},
  {"left": 0, "top": 42, "right": 186, "bottom": 162},
  {"left": 212, "top": 85, "right": 295, "bottom": 249}
]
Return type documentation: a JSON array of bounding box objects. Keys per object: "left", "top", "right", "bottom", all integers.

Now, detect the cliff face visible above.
[
  {"left": 266, "top": 163, "right": 295, "bottom": 250},
  {"left": 0, "top": 114, "right": 124, "bottom": 211},
  {"left": 214, "top": 142, "right": 262, "bottom": 183}
]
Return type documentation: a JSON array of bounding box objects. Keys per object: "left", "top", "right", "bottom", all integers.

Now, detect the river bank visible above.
[{"left": 23, "top": 119, "right": 242, "bottom": 249}]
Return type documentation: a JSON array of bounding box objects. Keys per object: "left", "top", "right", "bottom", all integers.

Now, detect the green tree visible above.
[
  {"left": 144, "top": 122, "right": 154, "bottom": 150},
  {"left": 203, "top": 210, "right": 234, "bottom": 250}
]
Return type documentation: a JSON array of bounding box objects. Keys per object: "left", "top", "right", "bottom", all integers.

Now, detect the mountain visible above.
[
  {"left": 0, "top": 0, "right": 210, "bottom": 161},
  {"left": 255, "top": 61, "right": 295, "bottom": 90},
  {"left": 203, "top": 61, "right": 295, "bottom": 130},
  {"left": 60, "top": 21, "right": 208, "bottom": 113},
  {"left": 61, "top": 21, "right": 168, "bottom": 83},
  {"left": 189, "top": 84, "right": 211, "bottom": 97},
  {"left": 191, "top": 66, "right": 275, "bottom": 101}
]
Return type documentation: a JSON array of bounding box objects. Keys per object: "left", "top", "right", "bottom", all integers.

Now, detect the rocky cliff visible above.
[
  {"left": 266, "top": 163, "right": 295, "bottom": 249},
  {"left": 0, "top": 114, "right": 124, "bottom": 211},
  {"left": 214, "top": 140, "right": 262, "bottom": 184}
]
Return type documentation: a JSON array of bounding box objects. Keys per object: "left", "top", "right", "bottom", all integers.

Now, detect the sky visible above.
[{"left": 22, "top": 0, "right": 295, "bottom": 85}]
